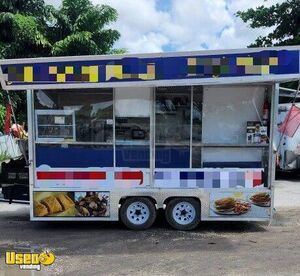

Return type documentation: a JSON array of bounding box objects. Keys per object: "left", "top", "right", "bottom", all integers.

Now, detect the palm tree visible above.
[{"left": 48, "top": 0, "right": 123, "bottom": 56}]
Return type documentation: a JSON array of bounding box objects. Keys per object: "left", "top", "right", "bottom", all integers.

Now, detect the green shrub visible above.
[{"left": 0, "top": 150, "right": 11, "bottom": 162}]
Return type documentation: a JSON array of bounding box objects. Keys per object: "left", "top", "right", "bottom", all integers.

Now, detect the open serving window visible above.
[
  {"left": 33, "top": 85, "right": 271, "bottom": 185},
  {"left": 34, "top": 88, "right": 114, "bottom": 169}
]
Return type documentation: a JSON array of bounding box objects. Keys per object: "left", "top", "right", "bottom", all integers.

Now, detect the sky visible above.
[{"left": 45, "top": 0, "right": 285, "bottom": 53}]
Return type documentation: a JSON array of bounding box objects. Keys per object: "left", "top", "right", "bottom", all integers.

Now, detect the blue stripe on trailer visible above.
[
  {"left": 116, "top": 145, "right": 150, "bottom": 168},
  {"left": 1, "top": 49, "right": 299, "bottom": 88},
  {"left": 155, "top": 146, "right": 190, "bottom": 168},
  {"left": 180, "top": 172, "right": 204, "bottom": 179},
  {"left": 36, "top": 145, "right": 113, "bottom": 168}
]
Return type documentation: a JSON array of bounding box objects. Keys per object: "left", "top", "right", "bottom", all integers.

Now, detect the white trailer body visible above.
[{"left": 0, "top": 46, "right": 299, "bottom": 230}]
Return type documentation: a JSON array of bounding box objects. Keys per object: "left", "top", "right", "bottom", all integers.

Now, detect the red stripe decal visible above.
[
  {"left": 253, "top": 171, "right": 263, "bottom": 187},
  {"left": 253, "top": 179, "right": 263, "bottom": 187},
  {"left": 115, "top": 171, "right": 143, "bottom": 185},
  {"left": 37, "top": 171, "right": 106, "bottom": 180}
]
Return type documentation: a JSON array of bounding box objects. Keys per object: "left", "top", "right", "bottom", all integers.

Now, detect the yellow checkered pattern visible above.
[
  {"left": 81, "top": 66, "right": 98, "bottom": 82},
  {"left": 106, "top": 64, "right": 155, "bottom": 81},
  {"left": 48, "top": 66, "right": 98, "bottom": 82},
  {"left": 24, "top": 66, "right": 33, "bottom": 82},
  {"left": 237, "top": 57, "right": 278, "bottom": 75}
]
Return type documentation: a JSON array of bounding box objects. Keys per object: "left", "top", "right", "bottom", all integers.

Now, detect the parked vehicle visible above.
[
  {"left": 1, "top": 158, "right": 29, "bottom": 202},
  {"left": 275, "top": 87, "right": 300, "bottom": 173},
  {"left": 0, "top": 134, "right": 29, "bottom": 202}
]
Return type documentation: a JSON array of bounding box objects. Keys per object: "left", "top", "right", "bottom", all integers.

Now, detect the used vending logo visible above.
[{"left": 5, "top": 250, "right": 55, "bottom": 271}]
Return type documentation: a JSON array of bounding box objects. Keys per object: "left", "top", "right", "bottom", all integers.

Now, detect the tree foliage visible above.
[
  {"left": 0, "top": 13, "right": 51, "bottom": 58},
  {"left": 0, "top": 0, "right": 122, "bottom": 57},
  {"left": 0, "top": 0, "right": 47, "bottom": 19},
  {"left": 49, "top": 1, "right": 121, "bottom": 56},
  {"left": 0, "top": 0, "right": 123, "bottom": 130},
  {"left": 237, "top": 0, "right": 300, "bottom": 47}
]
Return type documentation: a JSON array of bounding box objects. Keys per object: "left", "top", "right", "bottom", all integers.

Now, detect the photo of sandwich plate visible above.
[
  {"left": 250, "top": 192, "right": 271, "bottom": 207},
  {"left": 212, "top": 197, "right": 251, "bottom": 215}
]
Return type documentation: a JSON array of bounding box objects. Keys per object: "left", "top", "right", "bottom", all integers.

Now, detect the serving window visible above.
[
  {"left": 155, "top": 86, "right": 191, "bottom": 144},
  {"left": 200, "top": 86, "right": 270, "bottom": 169},
  {"left": 155, "top": 86, "right": 192, "bottom": 168},
  {"left": 115, "top": 87, "right": 151, "bottom": 168},
  {"left": 34, "top": 89, "right": 113, "bottom": 143},
  {"left": 154, "top": 85, "right": 270, "bottom": 174},
  {"left": 33, "top": 85, "right": 271, "bottom": 179}
]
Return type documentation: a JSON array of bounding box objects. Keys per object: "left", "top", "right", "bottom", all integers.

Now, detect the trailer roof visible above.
[{"left": 0, "top": 45, "right": 299, "bottom": 90}]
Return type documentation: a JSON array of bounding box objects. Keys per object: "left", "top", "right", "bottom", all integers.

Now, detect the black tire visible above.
[
  {"left": 120, "top": 197, "right": 156, "bottom": 230},
  {"left": 165, "top": 198, "right": 200, "bottom": 231}
]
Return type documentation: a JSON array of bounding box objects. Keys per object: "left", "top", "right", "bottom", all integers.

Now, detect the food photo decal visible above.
[
  {"left": 34, "top": 193, "right": 75, "bottom": 217},
  {"left": 250, "top": 192, "right": 271, "bottom": 207},
  {"left": 213, "top": 197, "right": 251, "bottom": 215},
  {"left": 75, "top": 192, "right": 109, "bottom": 217},
  {"left": 33, "top": 192, "right": 109, "bottom": 217},
  {"left": 210, "top": 191, "right": 271, "bottom": 217}
]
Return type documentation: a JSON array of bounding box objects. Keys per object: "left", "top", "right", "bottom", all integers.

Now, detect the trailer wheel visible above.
[
  {"left": 120, "top": 197, "right": 156, "bottom": 230},
  {"left": 165, "top": 198, "right": 200, "bottom": 230}
]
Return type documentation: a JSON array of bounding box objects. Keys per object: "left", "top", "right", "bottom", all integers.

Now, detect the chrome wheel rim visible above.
[
  {"left": 127, "top": 202, "right": 150, "bottom": 225},
  {"left": 172, "top": 202, "right": 196, "bottom": 225}
]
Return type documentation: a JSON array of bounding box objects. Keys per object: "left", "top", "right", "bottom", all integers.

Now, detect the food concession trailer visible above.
[{"left": 0, "top": 46, "right": 299, "bottom": 230}]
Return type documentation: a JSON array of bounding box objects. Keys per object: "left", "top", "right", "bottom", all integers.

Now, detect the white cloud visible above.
[
  {"left": 94, "top": 0, "right": 170, "bottom": 53},
  {"left": 44, "top": 0, "right": 61, "bottom": 8},
  {"left": 164, "top": 0, "right": 234, "bottom": 51},
  {"left": 214, "top": 0, "right": 285, "bottom": 49},
  {"left": 120, "top": 32, "right": 169, "bottom": 53},
  {"left": 45, "top": 0, "right": 286, "bottom": 53}
]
